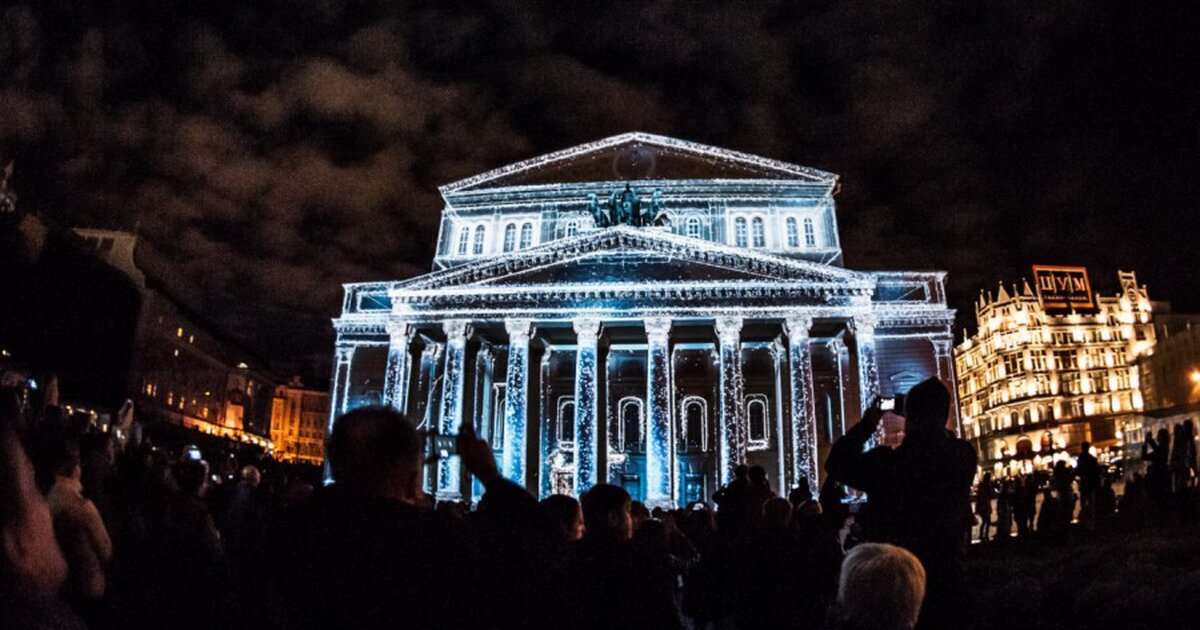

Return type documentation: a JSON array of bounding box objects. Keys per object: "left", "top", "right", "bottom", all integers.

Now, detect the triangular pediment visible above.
[
  {"left": 440, "top": 132, "right": 836, "bottom": 194},
  {"left": 396, "top": 226, "right": 868, "bottom": 294}
]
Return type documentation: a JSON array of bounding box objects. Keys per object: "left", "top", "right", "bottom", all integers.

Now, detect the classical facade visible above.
[
  {"left": 330, "top": 133, "right": 957, "bottom": 506},
  {"left": 954, "top": 270, "right": 1156, "bottom": 476}
]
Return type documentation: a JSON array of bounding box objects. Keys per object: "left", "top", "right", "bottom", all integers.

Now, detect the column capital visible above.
[
  {"left": 850, "top": 313, "right": 878, "bottom": 337},
  {"left": 644, "top": 316, "right": 672, "bottom": 341},
  {"left": 931, "top": 337, "right": 953, "bottom": 357},
  {"left": 714, "top": 316, "right": 743, "bottom": 342},
  {"left": 334, "top": 344, "right": 355, "bottom": 362},
  {"left": 386, "top": 321, "right": 415, "bottom": 342},
  {"left": 443, "top": 319, "right": 470, "bottom": 343},
  {"left": 505, "top": 319, "right": 533, "bottom": 341},
  {"left": 573, "top": 317, "right": 601, "bottom": 341},
  {"left": 783, "top": 314, "right": 815, "bottom": 338}
]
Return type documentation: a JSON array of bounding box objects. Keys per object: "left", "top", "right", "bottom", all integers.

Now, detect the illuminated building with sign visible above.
[
  {"left": 330, "top": 132, "right": 958, "bottom": 506},
  {"left": 271, "top": 378, "right": 331, "bottom": 465},
  {"left": 954, "top": 269, "right": 1156, "bottom": 476}
]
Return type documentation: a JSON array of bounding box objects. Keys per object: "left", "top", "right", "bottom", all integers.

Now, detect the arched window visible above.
[
  {"left": 745, "top": 395, "right": 769, "bottom": 449},
  {"left": 502, "top": 224, "right": 517, "bottom": 253},
  {"left": 1022, "top": 408, "right": 1032, "bottom": 425},
  {"left": 1040, "top": 431, "right": 1054, "bottom": 451},
  {"left": 751, "top": 217, "right": 766, "bottom": 247},
  {"left": 803, "top": 217, "right": 817, "bottom": 247},
  {"left": 618, "top": 397, "right": 644, "bottom": 453},
  {"left": 519, "top": 222, "right": 534, "bottom": 249},
  {"left": 686, "top": 217, "right": 702, "bottom": 239},
  {"left": 786, "top": 217, "right": 799, "bottom": 248},
  {"left": 557, "top": 397, "right": 575, "bottom": 445},
  {"left": 680, "top": 396, "right": 707, "bottom": 453},
  {"left": 457, "top": 226, "right": 470, "bottom": 255},
  {"left": 473, "top": 225, "right": 486, "bottom": 254},
  {"left": 564, "top": 220, "right": 578, "bottom": 237},
  {"left": 734, "top": 217, "right": 748, "bottom": 247}
]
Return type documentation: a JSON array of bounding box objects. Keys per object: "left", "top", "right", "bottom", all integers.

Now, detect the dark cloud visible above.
[{"left": 1, "top": 0, "right": 1198, "bottom": 379}]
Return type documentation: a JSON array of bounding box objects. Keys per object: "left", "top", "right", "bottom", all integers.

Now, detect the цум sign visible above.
[{"left": 1032, "top": 265, "right": 1095, "bottom": 312}]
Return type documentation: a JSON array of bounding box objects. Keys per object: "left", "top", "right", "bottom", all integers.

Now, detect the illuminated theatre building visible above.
[
  {"left": 329, "top": 133, "right": 958, "bottom": 506},
  {"left": 954, "top": 268, "right": 1156, "bottom": 477}
]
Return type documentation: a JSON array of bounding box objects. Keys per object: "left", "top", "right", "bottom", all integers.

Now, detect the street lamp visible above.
[{"left": 1190, "top": 369, "right": 1200, "bottom": 384}]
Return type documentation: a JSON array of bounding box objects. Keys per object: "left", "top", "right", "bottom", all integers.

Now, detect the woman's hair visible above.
[{"left": 838, "top": 543, "right": 927, "bottom": 630}]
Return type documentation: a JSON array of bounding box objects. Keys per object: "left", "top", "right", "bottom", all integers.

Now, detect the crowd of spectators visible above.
[{"left": 4, "top": 377, "right": 975, "bottom": 629}]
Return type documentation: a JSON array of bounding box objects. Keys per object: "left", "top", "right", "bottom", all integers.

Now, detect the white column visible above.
[
  {"left": 573, "top": 318, "right": 601, "bottom": 495},
  {"left": 828, "top": 337, "right": 848, "bottom": 438},
  {"left": 785, "top": 315, "right": 818, "bottom": 493},
  {"left": 324, "top": 343, "right": 355, "bottom": 484},
  {"left": 853, "top": 315, "right": 881, "bottom": 442},
  {"left": 932, "top": 337, "right": 960, "bottom": 435},
  {"left": 769, "top": 340, "right": 788, "bottom": 490},
  {"left": 715, "top": 316, "right": 745, "bottom": 486},
  {"left": 382, "top": 323, "right": 415, "bottom": 413},
  {"left": 329, "top": 344, "right": 355, "bottom": 429},
  {"left": 436, "top": 320, "right": 470, "bottom": 501},
  {"left": 645, "top": 317, "right": 674, "bottom": 508},
  {"left": 502, "top": 320, "right": 532, "bottom": 484}
]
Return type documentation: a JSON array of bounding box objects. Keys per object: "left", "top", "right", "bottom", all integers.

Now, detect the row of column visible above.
[{"left": 368, "top": 315, "right": 882, "bottom": 503}]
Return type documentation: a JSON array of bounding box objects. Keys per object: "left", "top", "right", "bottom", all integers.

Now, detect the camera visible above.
[{"left": 880, "top": 394, "right": 906, "bottom": 415}]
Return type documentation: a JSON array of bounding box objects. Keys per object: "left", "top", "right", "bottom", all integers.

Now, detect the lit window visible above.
[
  {"left": 188, "top": 334, "right": 194, "bottom": 344},
  {"left": 173, "top": 349, "right": 179, "bottom": 357},
  {"left": 786, "top": 217, "right": 799, "bottom": 248},
  {"left": 746, "top": 395, "right": 769, "bottom": 449},
  {"left": 565, "top": 221, "right": 578, "bottom": 237},
  {"left": 473, "top": 225, "right": 486, "bottom": 254},
  {"left": 617, "top": 397, "right": 644, "bottom": 453},
  {"left": 686, "top": 217, "right": 702, "bottom": 239},
  {"left": 557, "top": 397, "right": 576, "bottom": 445},
  {"left": 734, "top": 217, "right": 748, "bottom": 247},
  {"left": 177, "top": 327, "right": 184, "bottom": 337},
  {"left": 804, "top": 218, "right": 816, "bottom": 247},
  {"left": 457, "top": 227, "right": 470, "bottom": 255},
  {"left": 502, "top": 224, "right": 517, "bottom": 252},
  {"left": 680, "top": 397, "right": 708, "bottom": 453},
  {"left": 751, "top": 217, "right": 765, "bottom": 247},
  {"left": 519, "top": 223, "right": 534, "bottom": 249}
]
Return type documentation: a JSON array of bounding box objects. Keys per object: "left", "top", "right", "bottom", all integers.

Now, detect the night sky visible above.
[{"left": 2, "top": 1, "right": 1198, "bottom": 379}]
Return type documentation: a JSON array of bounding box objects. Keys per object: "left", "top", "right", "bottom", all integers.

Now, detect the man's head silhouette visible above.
[
  {"left": 902, "top": 378, "right": 951, "bottom": 439},
  {"left": 326, "top": 407, "right": 423, "bottom": 503}
]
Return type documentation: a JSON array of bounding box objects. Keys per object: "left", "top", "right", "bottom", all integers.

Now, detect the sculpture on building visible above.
[{"left": 586, "top": 183, "right": 666, "bottom": 229}]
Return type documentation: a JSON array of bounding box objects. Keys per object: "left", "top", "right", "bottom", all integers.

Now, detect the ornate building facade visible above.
[
  {"left": 330, "top": 133, "right": 957, "bottom": 506},
  {"left": 271, "top": 378, "right": 330, "bottom": 465},
  {"left": 954, "top": 270, "right": 1156, "bottom": 476}
]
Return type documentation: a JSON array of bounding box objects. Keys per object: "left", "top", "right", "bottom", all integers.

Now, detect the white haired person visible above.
[{"left": 827, "top": 543, "right": 926, "bottom": 630}]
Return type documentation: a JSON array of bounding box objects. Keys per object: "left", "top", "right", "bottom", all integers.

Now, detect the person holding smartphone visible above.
[{"left": 825, "top": 378, "right": 977, "bottom": 630}]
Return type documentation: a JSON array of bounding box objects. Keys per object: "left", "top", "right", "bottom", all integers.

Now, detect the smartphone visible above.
[{"left": 880, "top": 398, "right": 896, "bottom": 411}]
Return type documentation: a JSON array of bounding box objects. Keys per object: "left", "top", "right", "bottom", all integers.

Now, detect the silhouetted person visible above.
[
  {"left": 1036, "top": 487, "right": 1063, "bottom": 537},
  {"left": 541, "top": 494, "right": 584, "bottom": 541},
  {"left": 1052, "top": 460, "right": 1076, "bottom": 526},
  {"left": 558, "top": 484, "right": 681, "bottom": 629},
  {"left": 975, "top": 473, "right": 994, "bottom": 542},
  {"left": 994, "top": 478, "right": 1013, "bottom": 540},
  {"left": 824, "top": 543, "right": 926, "bottom": 630},
  {"left": 1170, "top": 420, "right": 1196, "bottom": 492},
  {"left": 789, "top": 476, "right": 815, "bottom": 508},
  {"left": 1075, "top": 442, "right": 1101, "bottom": 526},
  {"left": 826, "top": 378, "right": 976, "bottom": 629},
  {"left": 1014, "top": 475, "right": 1037, "bottom": 537},
  {"left": 278, "top": 407, "right": 538, "bottom": 629},
  {"left": 1144, "top": 428, "right": 1172, "bottom": 507}
]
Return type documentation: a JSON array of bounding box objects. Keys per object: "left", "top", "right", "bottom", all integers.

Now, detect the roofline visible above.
[{"left": 439, "top": 132, "right": 838, "bottom": 194}]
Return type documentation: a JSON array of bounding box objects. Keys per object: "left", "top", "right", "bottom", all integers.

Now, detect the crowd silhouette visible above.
[{"left": 5, "top": 377, "right": 1191, "bottom": 629}]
